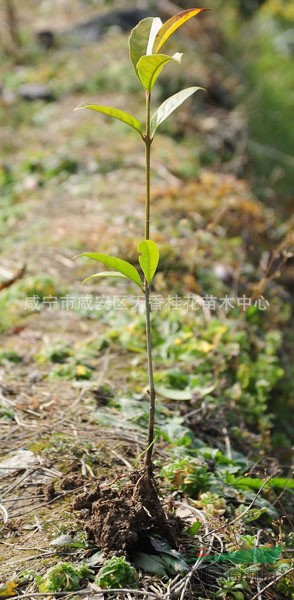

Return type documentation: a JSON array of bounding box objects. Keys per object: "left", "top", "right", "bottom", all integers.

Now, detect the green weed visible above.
[
  {"left": 37, "top": 561, "right": 92, "bottom": 592},
  {"left": 95, "top": 556, "right": 138, "bottom": 589}
]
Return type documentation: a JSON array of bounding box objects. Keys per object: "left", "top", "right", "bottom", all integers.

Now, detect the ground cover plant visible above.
[{"left": 0, "top": 1, "right": 293, "bottom": 598}]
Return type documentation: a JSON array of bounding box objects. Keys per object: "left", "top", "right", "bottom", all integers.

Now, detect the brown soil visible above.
[
  {"left": 61, "top": 473, "right": 86, "bottom": 490},
  {"left": 74, "top": 468, "right": 180, "bottom": 554}
]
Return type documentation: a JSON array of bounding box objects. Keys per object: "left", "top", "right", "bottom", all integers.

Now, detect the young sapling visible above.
[{"left": 75, "top": 8, "right": 207, "bottom": 481}]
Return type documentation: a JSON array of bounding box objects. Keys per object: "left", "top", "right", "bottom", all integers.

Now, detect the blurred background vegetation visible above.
[
  {"left": 1, "top": 0, "right": 293, "bottom": 206},
  {"left": 0, "top": 0, "right": 293, "bottom": 448}
]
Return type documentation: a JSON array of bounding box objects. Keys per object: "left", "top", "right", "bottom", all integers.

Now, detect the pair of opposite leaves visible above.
[
  {"left": 75, "top": 8, "right": 207, "bottom": 137},
  {"left": 77, "top": 240, "right": 159, "bottom": 290},
  {"left": 75, "top": 9, "right": 207, "bottom": 288}
]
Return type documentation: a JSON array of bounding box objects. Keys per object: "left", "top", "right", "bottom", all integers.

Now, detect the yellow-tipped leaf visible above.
[{"left": 153, "top": 8, "right": 208, "bottom": 54}]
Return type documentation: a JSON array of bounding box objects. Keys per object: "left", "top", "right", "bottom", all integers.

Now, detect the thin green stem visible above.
[
  {"left": 144, "top": 285, "right": 156, "bottom": 476},
  {"left": 144, "top": 91, "right": 151, "bottom": 240},
  {"left": 143, "top": 90, "right": 156, "bottom": 477}
]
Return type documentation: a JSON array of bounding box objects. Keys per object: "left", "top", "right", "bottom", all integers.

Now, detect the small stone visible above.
[{"left": 17, "top": 84, "right": 55, "bottom": 102}]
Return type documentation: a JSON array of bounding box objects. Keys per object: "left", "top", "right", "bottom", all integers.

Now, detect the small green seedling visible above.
[
  {"left": 75, "top": 8, "right": 207, "bottom": 477},
  {"left": 95, "top": 555, "right": 138, "bottom": 589},
  {"left": 37, "top": 561, "right": 92, "bottom": 592}
]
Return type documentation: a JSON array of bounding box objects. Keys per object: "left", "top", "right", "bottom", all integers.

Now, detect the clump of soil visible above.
[
  {"left": 74, "top": 469, "right": 180, "bottom": 553},
  {"left": 44, "top": 481, "right": 57, "bottom": 501},
  {"left": 61, "top": 473, "right": 86, "bottom": 490}
]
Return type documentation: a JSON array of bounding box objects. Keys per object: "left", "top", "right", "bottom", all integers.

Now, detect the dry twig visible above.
[
  {"left": 0, "top": 264, "right": 26, "bottom": 291},
  {"left": 250, "top": 567, "right": 294, "bottom": 600},
  {"left": 9, "top": 590, "right": 163, "bottom": 599}
]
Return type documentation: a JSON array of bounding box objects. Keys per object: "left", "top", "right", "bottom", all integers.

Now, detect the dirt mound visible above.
[{"left": 74, "top": 469, "right": 180, "bottom": 554}]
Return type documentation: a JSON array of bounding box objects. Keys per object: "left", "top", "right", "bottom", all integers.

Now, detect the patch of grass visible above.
[
  {"left": 0, "top": 349, "right": 22, "bottom": 364},
  {"left": 48, "top": 362, "right": 93, "bottom": 380},
  {"left": 29, "top": 433, "right": 98, "bottom": 468},
  {"left": 0, "top": 194, "right": 25, "bottom": 238},
  {"left": 0, "top": 274, "right": 63, "bottom": 333},
  {"left": 21, "top": 152, "right": 79, "bottom": 183},
  {"left": 36, "top": 341, "right": 73, "bottom": 364},
  {"left": 101, "top": 309, "right": 285, "bottom": 434},
  {"left": 18, "top": 274, "right": 61, "bottom": 299},
  {"left": 36, "top": 335, "right": 107, "bottom": 380},
  {"left": 0, "top": 404, "right": 15, "bottom": 420}
]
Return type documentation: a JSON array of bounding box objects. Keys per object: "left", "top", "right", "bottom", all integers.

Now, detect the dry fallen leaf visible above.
[{"left": 0, "top": 581, "right": 18, "bottom": 598}]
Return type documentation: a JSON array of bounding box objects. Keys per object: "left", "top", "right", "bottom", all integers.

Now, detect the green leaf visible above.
[
  {"left": 82, "top": 271, "right": 131, "bottom": 285},
  {"left": 136, "top": 53, "right": 182, "bottom": 92},
  {"left": 153, "top": 8, "right": 208, "bottom": 54},
  {"left": 234, "top": 476, "right": 294, "bottom": 490},
  {"left": 84, "top": 551, "right": 104, "bottom": 568},
  {"left": 156, "top": 386, "right": 192, "bottom": 400},
  {"left": 148, "top": 538, "right": 189, "bottom": 574},
  {"left": 158, "top": 416, "right": 193, "bottom": 445},
  {"left": 156, "top": 381, "right": 216, "bottom": 402},
  {"left": 133, "top": 552, "right": 167, "bottom": 577},
  {"left": 149, "top": 537, "right": 175, "bottom": 554},
  {"left": 138, "top": 240, "right": 159, "bottom": 284},
  {"left": 243, "top": 495, "right": 278, "bottom": 519},
  {"left": 151, "top": 86, "right": 204, "bottom": 136},
  {"left": 187, "top": 521, "right": 202, "bottom": 536},
  {"left": 128, "top": 17, "right": 162, "bottom": 74},
  {"left": 50, "top": 535, "right": 86, "bottom": 549},
  {"left": 74, "top": 104, "right": 142, "bottom": 135},
  {"left": 224, "top": 546, "right": 283, "bottom": 571},
  {"left": 243, "top": 508, "right": 268, "bottom": 523},
  {"left": 75, "top": 253, "right": 142, "bottom": 289},
  {"left": 270, "top": 477, "right": 294, "bottom": 489},
  {"left": 159, "top": 553, "right": 189, "bottom": 574}
]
